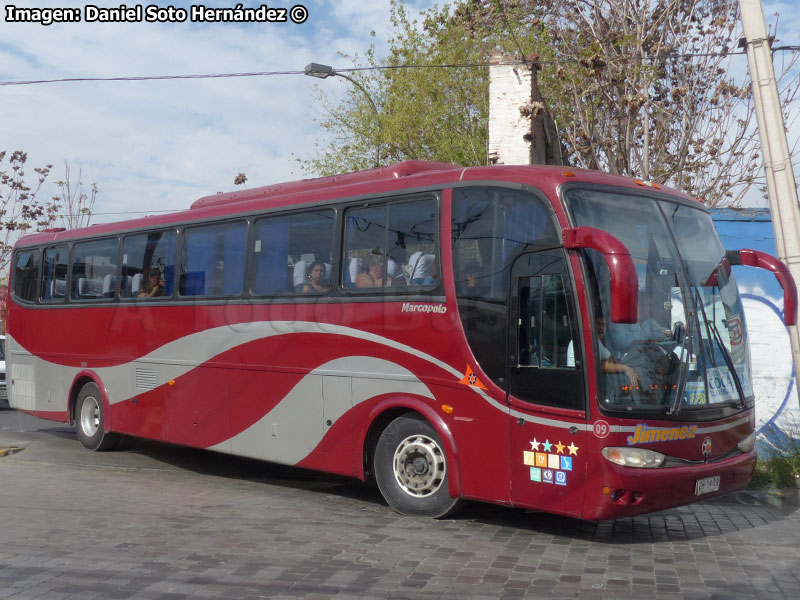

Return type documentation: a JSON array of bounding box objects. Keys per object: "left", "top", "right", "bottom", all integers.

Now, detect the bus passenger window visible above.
[
  {"left": 122, "top": 231, "right": 176, "bottom": 299},
  {"left": 72, "top": 238, "right": 118, "bottom": 301},
  {"left": 343, "top": 197, "right": 438, "bottom": 290},
  {"left": 41, "top": 245, "right": 69, "bottom": 302},
  {"left": 180, "top": 221, "right": 246, "bottom": 297},
  {"left": 252, "top": 210, "right": 334, "bottom": 295},
  {"left": 13, "top": 249, "right": 41, "bottom": 303}
]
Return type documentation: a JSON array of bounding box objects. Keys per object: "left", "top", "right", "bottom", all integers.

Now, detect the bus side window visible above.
[
  {"left": 71, "top": 238, "right": 118, "bottom": 301},
  {"left": 13, "top": 249, "right": 41, "bottom": 303},
  {"left": 41, "top": 245, "right": 69, "bottom": 302},
  {"left": 252, "top": 210, "right": 334, "bottom": 296},
  {"left": 343, "top": 197, "right": 438, "bottom": 290},
  {"left": 180, "top": 221, "right": 246, "bottom": 298},
  {"left": 122, "top": 231, "right": 177, "bottom": 299}
]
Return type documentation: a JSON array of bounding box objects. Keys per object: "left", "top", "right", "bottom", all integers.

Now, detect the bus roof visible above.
[{"left": 14, "top": 161, "right": 696, "bottom": 247}]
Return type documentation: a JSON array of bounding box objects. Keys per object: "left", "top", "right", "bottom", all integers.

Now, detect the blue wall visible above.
[{"left": 711, "top": 208, "right": 798, "bottom": 455}]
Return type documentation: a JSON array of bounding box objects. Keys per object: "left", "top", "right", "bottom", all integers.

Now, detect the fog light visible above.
[{"left": 737, "top": 432, "right": 756, "bottom": 453}]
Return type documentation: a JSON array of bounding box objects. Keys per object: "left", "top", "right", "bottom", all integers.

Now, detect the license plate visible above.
[{"left": 695, "top": 475, "right": 720, "bottom": 496}]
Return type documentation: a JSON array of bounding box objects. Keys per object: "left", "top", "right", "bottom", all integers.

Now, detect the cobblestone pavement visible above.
[{"left": 1, "top": 411, "right": 799, "bottom": 599}]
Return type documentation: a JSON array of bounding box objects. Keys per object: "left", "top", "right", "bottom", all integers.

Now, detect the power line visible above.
[
  {"left": 0, "top": 69, "right": 304, "bottom": 86},
  {"left": 3, "top": 46, "right": 799, "bottom": 87}
]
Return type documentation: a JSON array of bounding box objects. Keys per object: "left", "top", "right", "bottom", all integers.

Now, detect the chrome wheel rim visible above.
[
  {"left": 392, "top": 434, "right": 446, "bottom": 498},
  {"left": 80, "top": 396, "right": 101, "bottom": 438}
]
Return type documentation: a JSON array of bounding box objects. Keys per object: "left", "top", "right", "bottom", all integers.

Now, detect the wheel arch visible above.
[
  {"left": 360, "top": 396, "right": 462, "bottom": 499},
  {"left": 69, "top": 370, "right": 112, "bottom": 432}
]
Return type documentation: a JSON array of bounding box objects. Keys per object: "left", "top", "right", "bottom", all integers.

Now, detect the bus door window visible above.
[
  {"left": 72, "top": 238, "right": 119, "bottom": 301},
  {"left": 518, "top": 274, "right": 575, "bottom": 370},
  {"left": 252, "top": 209, "right": 334, "bottom": 295},
  {"left": 509, "top": 252, "right": 583, "bottom": 410},
  {"left": 122, "top": 231, "right": 177, "bottom": 299},
  {"left": 179, "top": 221, "right": 246, "bottom": 297},
  {"left": 41, "top": 245, "right": 69, "bottom": 302},
  {"left": 12, "top": 249, "right": 41, "bottom": 303}
]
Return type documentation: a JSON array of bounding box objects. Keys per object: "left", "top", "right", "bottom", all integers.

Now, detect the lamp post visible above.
[{"left": 304, "top": 62, "right": 381, "bottom": 168}]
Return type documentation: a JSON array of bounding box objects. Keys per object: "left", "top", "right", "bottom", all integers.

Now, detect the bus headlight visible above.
[
  {"left": 737, "top": 432, "right": 756, "bottom": 453},
  {"left": 602, "top": 446, "right": 665, "bottom": 468}
]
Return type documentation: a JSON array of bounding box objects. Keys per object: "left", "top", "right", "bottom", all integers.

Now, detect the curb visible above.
[{"left": 0, "top": 446, "right": 22, "bottom": 457}]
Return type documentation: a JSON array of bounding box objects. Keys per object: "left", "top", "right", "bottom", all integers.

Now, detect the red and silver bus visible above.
[{"left": 6, "top": 161, "right": 796, "bottom": 520}]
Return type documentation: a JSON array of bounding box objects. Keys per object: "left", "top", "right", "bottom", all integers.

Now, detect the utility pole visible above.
[{"left": 738, "top": 0, "right": 800, "bottom": 404}]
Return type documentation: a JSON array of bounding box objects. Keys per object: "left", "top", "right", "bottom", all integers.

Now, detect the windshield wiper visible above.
[{"left": 691, "top": 283, "right": 746, "bottom": 408}]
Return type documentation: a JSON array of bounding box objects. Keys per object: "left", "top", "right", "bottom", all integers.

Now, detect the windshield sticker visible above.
[
  {"left": 684, "top": 381, "right": 706, "bottom": 405},
  {"left": 727, "top": 316, "right": 743, "bottom": 346},
  {"left": 707, "top": 366, "right": 742, "bottom": 403},
  {"left": 627, "top": 423, "right": 697, "bottom": 445}
]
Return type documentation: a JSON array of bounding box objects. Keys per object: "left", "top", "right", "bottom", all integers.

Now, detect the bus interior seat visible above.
[
  {"left": 131, "top": 273, "right": 143, "bottom": 296},
  {"left": 345, "top": 257, "right": 362, "bottom": 288},
  {"left": 103, "top": 274, "right": 116, "bottom": 298}
]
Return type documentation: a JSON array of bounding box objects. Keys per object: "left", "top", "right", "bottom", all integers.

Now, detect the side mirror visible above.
[
  {"left": 725, "top": 249, "right": 797, "bottom": 326},
  {"left": 562, "top": 227, "right": 638, "bottom": 324}
]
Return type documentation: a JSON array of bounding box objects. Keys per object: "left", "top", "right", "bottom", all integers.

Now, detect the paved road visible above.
[{"left": 1, "top": 409, "right": 799, "bottom": 599}]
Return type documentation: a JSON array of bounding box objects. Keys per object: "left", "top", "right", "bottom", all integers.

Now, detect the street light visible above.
[{"left": 304, "top": 62, "right": 381, "bottom": 168}]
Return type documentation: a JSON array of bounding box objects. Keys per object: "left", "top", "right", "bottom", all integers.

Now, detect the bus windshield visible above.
[{"left": 566, "top": 189, "right": 752, "bottom": 414}]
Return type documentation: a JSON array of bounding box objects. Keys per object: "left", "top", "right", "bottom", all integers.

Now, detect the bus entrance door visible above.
[{"left": 508, "top": 250, "right": 587, "bottom": 516}]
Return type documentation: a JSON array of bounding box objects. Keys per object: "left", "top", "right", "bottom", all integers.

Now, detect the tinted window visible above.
[
  {"left": 41, "top": 245, "right": 69, "bottom": 302},
  {"left": 518, "top": 274, "right": 576, "bottom": 369},
  {"left": 122, "top": 231, "right": 177, "bottom": 299},
  {"left": 452, "top": 187, "right": 557, "bottom": 387},
  {"left": 252, "top": 210, "right": 334, "bottom": 295},
  {"left": 343, "top": 197, "right": 438, "bottom": 290},
  {"left": 72, "top": 238, "right": 119, "bottom": 301},
  {"left": 13, "top": 249, "right": 40, "bottom": 302},
  {"left": 179, "top": 221, "right": 246, "bottom": 297}
]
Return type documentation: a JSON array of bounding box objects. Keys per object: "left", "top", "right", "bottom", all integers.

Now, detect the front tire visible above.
[
  {"left": 374, "top": 414, "right": 462, "bottom": 518},
  {"left": 75, "top": 383, "right": 119, "bottom": 451}
]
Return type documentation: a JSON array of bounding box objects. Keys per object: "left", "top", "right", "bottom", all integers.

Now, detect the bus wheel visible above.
[
  {"left": 374, "top": 414, "right": 462, "bottom": 518},
  {"left": 75, "top": 383, "right": 119, "bottom": 451}
]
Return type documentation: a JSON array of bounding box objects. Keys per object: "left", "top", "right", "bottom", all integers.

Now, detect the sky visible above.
[{"left": 1, "top": 0, "right": 799, "bottom": 231}]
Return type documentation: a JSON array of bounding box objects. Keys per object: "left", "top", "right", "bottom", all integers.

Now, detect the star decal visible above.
[
  {"left": 530, "top": 438, "right": 541, "bottom": 451},
  {"left": 542, "top": 439, "right": 553, "bottom": 452},
  {"left": 567, "top": 442, "right": 579, "bottom": 456},
  {"left": 554, "top": 441, "right": 566, "bottom": 454}
]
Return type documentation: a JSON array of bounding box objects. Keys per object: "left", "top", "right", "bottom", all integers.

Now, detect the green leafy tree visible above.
[{"left": 303, "top": 0, "right": 798, "bottom": 207}]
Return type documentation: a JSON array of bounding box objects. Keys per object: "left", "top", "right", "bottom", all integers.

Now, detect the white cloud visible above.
[
  {"left": 1, "top": 0, "right": 797, "bottom": 226},
  {"left": 1, "top": 0, "right": 438, "bottom": 226}
]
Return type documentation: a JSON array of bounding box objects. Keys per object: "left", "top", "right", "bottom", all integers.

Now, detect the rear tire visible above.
[
  {"left": 75, "top": 383, "right": 119, "bottom": 451},
  {"left": 374, "top": 414, "right": 462, "bottom": 518}
]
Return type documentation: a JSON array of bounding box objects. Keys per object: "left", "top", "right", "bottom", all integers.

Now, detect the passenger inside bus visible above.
[
  {"left": 301, "top": 260, "right": 330, "bottom": 293},
  {"left": 356, "top": 253, "right": 391, "bottom": 288},
  {"left": 138, "top": 269, "right": 165, "bottom": 298},
  {"left": 408, "top": 251, "right": 436, "bottom": 285}
]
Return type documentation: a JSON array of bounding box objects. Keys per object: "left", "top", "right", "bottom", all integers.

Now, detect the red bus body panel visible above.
[{"left": 6, "top": 163, "right": 759, "bottom": 521}]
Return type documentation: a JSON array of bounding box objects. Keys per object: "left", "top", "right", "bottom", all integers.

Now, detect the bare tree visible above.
[
  {"left": 52, "top": 161, "right": 97, "bottom": 230},
  {"left": 0, "top": 150, "right": 57, "bottom": 275},
  {"left": 530, "top": 0, "right": 799, "bottom": 206}
]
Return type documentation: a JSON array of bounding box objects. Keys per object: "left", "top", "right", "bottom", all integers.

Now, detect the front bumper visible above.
[{"left": 582, "top": 448, "right": 756, "bottom": 520}]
